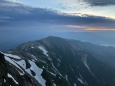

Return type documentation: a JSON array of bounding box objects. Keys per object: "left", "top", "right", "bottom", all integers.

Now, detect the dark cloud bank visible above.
[
  {"left": 82, "top": 0, "right": 115, "bottom": 6},
  {"left": 0, "top": 0, "right": 115, "bottom": 29}
]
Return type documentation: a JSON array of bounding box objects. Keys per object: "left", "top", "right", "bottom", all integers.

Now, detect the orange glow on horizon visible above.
[{"left": 86, "top": 28, "right": 115, "bottom": 31}]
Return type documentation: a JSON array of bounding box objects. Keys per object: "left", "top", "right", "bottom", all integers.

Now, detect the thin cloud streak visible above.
[{"left": 85, "top": 28, "right": 115, "bottom": 31}]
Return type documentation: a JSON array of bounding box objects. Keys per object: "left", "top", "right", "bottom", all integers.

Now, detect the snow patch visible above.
[
  {"left": 65, "top": 75, "right": 68, "bottom": 81},
  {"left": 82, "top": 54, "right": 90, "bottom": 71},
  {"left": 57, "top": 58, "right": 61, "bottom": 62},
  {"left": 46, "top": 70, "right": 56, "bottom": 76},
  {"left": 8, "top": 73, "right": 19, "bottom": 84},
  {"left": 4, "top": 53, "right": 46, "bottom": 86},
  {"left": 52, "top": 63, "right": 63, "bottom": 78},
  {"left": 4, "top": 79, "right": 6, "bottom": 82},
  {"left": 58, "top": 63, "right": 60, "bottom": 67},
  {"left": 78, "top": 78, "right": 85, "bottom": 85},
  {"left": 74, "top": 83, "right": 77, "bottom": 86},
  {"left": 28, "top": 53, "right": 37, "bottom": 61},
  {"left": 31, "top": 46, "right": 34, "bottom": 48},
  {"left": 38, "top": 46, "right": 52, "bottom": 61},
  {"left": 13, "top": 59, "right": 46, "bottom": 86},
  {"left": 82, "top": 54, "right": 98, "bottom": 81},
  {"left": 70, "top": 66, "right": 74, "bottom": 72},
  {"left": 53, "top": 83, "right": 56, "bottom": 86},
  {"left": 29, "top": 60, "right": 46, "bottom": 86},
  {"left": 38, "top": 46, "right": 48, "bottom": 56},
  {"left": 5, "top": 56, "right": 25, "bottom": 75},
  {"left": 4, "top": 53, "right": 21, "bottom": 59}
]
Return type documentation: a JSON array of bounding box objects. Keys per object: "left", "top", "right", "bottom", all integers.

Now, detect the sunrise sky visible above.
[
  {"left": 5, "top": 0, "right": 115, "bottom": 31},
  {"left": 11, "top": 0, "right": 115, "bottom": 19},
  {"left": 0, "top": 0, "right": 115, "bottom": 50}
]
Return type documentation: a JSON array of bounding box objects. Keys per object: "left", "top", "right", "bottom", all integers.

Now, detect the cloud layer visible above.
[
  {"left": 0, "top": 0, "right": 115, "bottom": 31},
  {"left": 82, "top": 0, "right": 115, "bottom": 6}
]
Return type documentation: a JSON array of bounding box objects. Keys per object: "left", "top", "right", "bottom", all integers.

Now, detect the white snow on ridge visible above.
[
  {"left": 53, "top": 83, "right": 56, "bottom": 86},
  {"left": 3, "top": 52, "right": 21, "bottom": 59},
  {"left": 28, "top": 53, "right": 37, "bottom": 61},
  {"left": 57, "top": 58, "right": 61, "bottom": 62},
  {"left": 65, "top": 75, "right": 68, "bottom": 81},
  {"left": 38, "top": 46, "right": 48, "bottom": 56},
  {"left": 82, "top": 54, "right": 94, "bottom": 75},
  {"left": 13, "top": 58, "right": 46, "bottom": 86},
  {"left": 52, "top": 63, "right": 63, "bottom": 78},
  {"left": 8, "top": 73, "right": 19, "bottom": 84},
  {"left": 82, "top": 55, "right": 91, "bottom": 72},
  {"left": 31, "top": 46, "right": 34, "bottom": 48},
  {"left": 15, "top": 59, "right": 26, "bottom": 69},
  {"left": 78, "top": 78, "right": 85, "bottom": 85},
  {"left": 38, "top": 46, "right": 52, "bottom": 61},
  {"left": 47, "top": 71, "right": 56, "bottom": 76},
  {"left": 74, "top": 83, "right": 77, "bottom": 86},
  {"left": 70, "top": 66, "right": 74, "bottom": 72},
  {"left": 29, "top": 60, "right": 46, "bottom": 86},
  {"left": 4, "top": 53, "right": 46, "bottom": 86},
  {"left": 4, "top": 56, "right": 25, "bottom": 75},
  {"left": 82, "top": 54, "right": 98, "bottom": 82},
  {"left": 58, "top": 63, "right": 60, "bottom": 67}
]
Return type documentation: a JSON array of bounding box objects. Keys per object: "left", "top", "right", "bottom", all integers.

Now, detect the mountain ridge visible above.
[{"left": 1, "top": 36, "right": 115, "bottom": 86}]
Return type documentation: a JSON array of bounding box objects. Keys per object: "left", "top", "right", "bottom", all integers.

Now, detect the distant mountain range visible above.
[{"left": 0, "top": 36, "right": 115, "bottom": 86}]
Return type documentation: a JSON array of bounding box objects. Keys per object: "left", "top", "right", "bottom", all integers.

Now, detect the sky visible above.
[
  {"left": 0, "top": 0, "right": 115, "bottom": 50},
  {"left": 11, "top": 0, "right": 115, "bottom": 19}
]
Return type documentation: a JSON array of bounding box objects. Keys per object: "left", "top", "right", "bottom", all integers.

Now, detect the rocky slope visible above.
[
  {"left": 0, "top": 52, "right": 42, "bottom": 86},
  {"left": 1, "top": 36, "right": 115, "bottom": 86}
]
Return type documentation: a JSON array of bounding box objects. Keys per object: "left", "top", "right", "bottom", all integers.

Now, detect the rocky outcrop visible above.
[
  {"left": 0, "top": 52, "right": 42, "bottom": 86},
  {"left": 0, "top": 52, "right": 7, "bottom": 86}
]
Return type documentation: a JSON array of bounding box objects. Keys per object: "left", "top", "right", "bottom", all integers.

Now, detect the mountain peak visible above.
[
  {"left": 1, "top": 37, "right": 115, "bottom": 86},
  {"left": 41, "top": 36, "right": 66, "bottom": 41}
]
